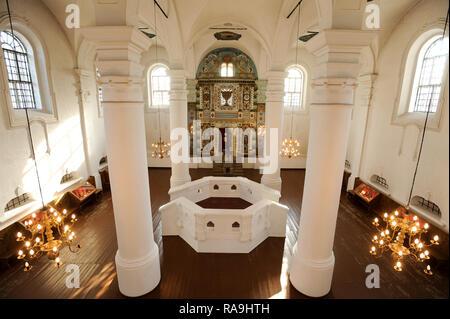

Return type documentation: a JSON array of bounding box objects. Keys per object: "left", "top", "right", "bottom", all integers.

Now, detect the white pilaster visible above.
[
  {"left": 347, "top": 74, "right": 377, "bottom": 190},
  {"left": 74, "top": 68, "right": 102, "bottom": 189},
  {"left": 289, "top": 30, "right": 376, "bottom": 297},
  {"left": 169, "top": 69, "right": 191, "bottom": 188},
  {"left": 261, "top": 71, "right": 286, "bottom": 191},
  {"left": 81, "top": 26, "right": 160, "bottom": 297}
]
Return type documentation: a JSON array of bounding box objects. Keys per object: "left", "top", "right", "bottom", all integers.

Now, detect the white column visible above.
[
  {"left": 289, "top": 30, "right": 375, "bottom": 297},
  {"left": 347, "top": 74, "right": 377, "bottom": 190},
  {"left": 81, "top": 27, "right": 160, "bottom": 297},
  {"left": 169, "top": 70, "right": 191, "bottom": 188},
  {"left": 261, "top": 71, "right": 286, "bottom": 191}
]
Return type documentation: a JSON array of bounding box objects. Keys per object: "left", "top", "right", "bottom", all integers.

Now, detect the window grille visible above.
[
  {"left": 0, "top": 31, "right": 36, "bottom": 109},
  {"left": 284, "top": 67, "right": 304, "bottom": 109},
  {"left": 150, "top": 66, "right": 170, "bottom": 106},
  {"left": 413, "top": 196, "right": 441, "bottom": 217},
  {"left": 4, "top": 193, "right": 31, "bottom": 212},
  {"left": 412, "top": 37, "right": 448, "bottom": 113}
]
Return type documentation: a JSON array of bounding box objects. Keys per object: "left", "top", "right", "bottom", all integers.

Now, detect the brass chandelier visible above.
[
  {"left": 281, "top": 0, "right": 301, "bottom": 159},
  {"left": 151, "top": 0, "right": 170, "bottom": 159},
  {"left": 16, "top": 207, "right": 81, "bottom": 271},
  {"left": 281, "top": 137, "right": 301, "bottom": 159},
  {"left": 151, "top": 137, "right": 170, "bottom": 159},
  {"left": 369, "top": 209, "right": 439, "bottom": 274}
]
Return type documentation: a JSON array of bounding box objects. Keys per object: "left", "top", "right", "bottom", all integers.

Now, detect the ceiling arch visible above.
[{"left": 39, "top": 0, "right": 421, "bottom": 75}]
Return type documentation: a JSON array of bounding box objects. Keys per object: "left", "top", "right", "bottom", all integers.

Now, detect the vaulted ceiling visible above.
[{"left": 40, "top": 0, "right": 421, "bottom": 71}]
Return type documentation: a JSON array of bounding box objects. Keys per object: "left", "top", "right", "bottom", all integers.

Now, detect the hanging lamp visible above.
[
  {"left": 151, "top": 0, "right": 170, "bottom": 159},
  {"left": 281, "top": 1, "right": 302, "bottom": 159}
]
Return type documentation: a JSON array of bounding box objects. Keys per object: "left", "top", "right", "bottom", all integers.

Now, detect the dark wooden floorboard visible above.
[{"left": 0, "top": 168, "right": 447, "bottom": 299}]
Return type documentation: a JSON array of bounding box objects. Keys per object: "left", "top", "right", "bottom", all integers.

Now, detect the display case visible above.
[
  {"left": 354, "top": 183, "right": 380, "bottom": 203},
  {"left": 69, "top": 182, "right": 96, "bottom": 202},
  {"left": 53, "top": 181, "right": 100, "bottom": 214}
]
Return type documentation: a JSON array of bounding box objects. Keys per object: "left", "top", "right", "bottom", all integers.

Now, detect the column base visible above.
[
  {"left": 115, "top": 242, "right": 161, "bottom": 297},
  {"left": 261, "top": 175, "right": 282, "bottom": 191},
  {"left": 170, "top": 175, "right": 191, "bottom": 188},
  {"left": 289, "top": 243, "right": 335, "bottom": 298}
]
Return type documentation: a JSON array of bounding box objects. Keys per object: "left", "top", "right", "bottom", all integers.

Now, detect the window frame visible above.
[
  {"left": 392, "top": 26, "right": 448, "bottom": 130},
  {"left": 220, "top": 62, "right": 234, "bottom": 78},
  {"left": 148, "top": 63, "right": 171, "bottom": 109},
  {"left": 1, "top": 31, "right": 37, "bottom": 110},
  {"left": 408, "top": 35, "right": 448, "bottom": 114},
  {"left": 284, "top": 65, "right": 308, "bottom": 112},
  {"left": 0, "top": 18, "right": 58, "bottom": 127}
]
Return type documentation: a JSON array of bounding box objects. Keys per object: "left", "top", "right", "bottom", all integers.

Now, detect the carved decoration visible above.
[
  {"left": 196, "top": 48, "right": 257, "bottom": 80},
  {"left": 190, "top": 48, "right": 264, "bottom": 157},
  {"left": 214, "top": 31, "right": 242, "bottom": 41}
]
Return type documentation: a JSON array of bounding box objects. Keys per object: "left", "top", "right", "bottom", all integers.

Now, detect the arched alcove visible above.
[
  {"left": 190, "top": 48, "right": 264, "bottom": 160},
  {"left": 196, "top": 47, "right": 258, "bottom": 80}
]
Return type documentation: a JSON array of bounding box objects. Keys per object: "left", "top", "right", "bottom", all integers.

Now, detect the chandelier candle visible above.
[
  {"left": 16, "top": 206, "right": 81, "bottom": 270},
  {"left": 369, "top": 209, "right": 439, "bottom": 273}
]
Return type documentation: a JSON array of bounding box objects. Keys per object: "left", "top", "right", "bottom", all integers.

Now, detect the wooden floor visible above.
[{"left": 0, "top": 168, "right": 448, "bottom": 299}]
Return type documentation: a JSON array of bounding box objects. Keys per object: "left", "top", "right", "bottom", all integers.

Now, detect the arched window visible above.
[
  {"left": 0, "top": 31, "right": 37, "bottom": 109},
  {"left": 284, "top": 67, "right": 305, "bottom": 109},
  {"left": 150, "top": 65, "right": 170, "bottom": 107},
  {"left": 409, "top": 36, "right": 448, "bottom": 113},
  {"left": 220, "top": 62, "right": 234, "bottom": 77}
]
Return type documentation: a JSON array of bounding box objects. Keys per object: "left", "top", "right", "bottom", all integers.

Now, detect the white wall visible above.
[
  {"left": 0, "top": 0, "right": 105, "bottom": 230},
  {"left": 141, "top": 45, "right": 172, "bottom": 168},
  {"left": 355, "top": 0, "right": 449, "bottom": 232},
  {"left": 280, "top": 47, "right": 315, "bottom": 169}
]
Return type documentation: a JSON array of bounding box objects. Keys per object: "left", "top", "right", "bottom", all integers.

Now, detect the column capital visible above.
[
  {"left": 80, "top": 26, "right": 151, "bottom": 58},
  {"left": 305, "top": 29, "right": 377, "bottom": 80},
  {"left": 168, "top": 69, "right": 187, "bottom": 91},
  {"left": 169, "top": 90, "right": 188, "bottom": 101},
  {"left": 266, "top": 70, "right": 287, "bottom": 94},
  {"left": 80, "top": 26, "right": 151, "bottom": 77},
  {"left": 305, "top": 29, "right": 377, "bottom": 57}
]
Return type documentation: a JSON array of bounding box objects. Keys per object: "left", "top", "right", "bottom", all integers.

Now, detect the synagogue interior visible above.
[{"left": 0, "top": 0, "right": 448, "bottom": 300}]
